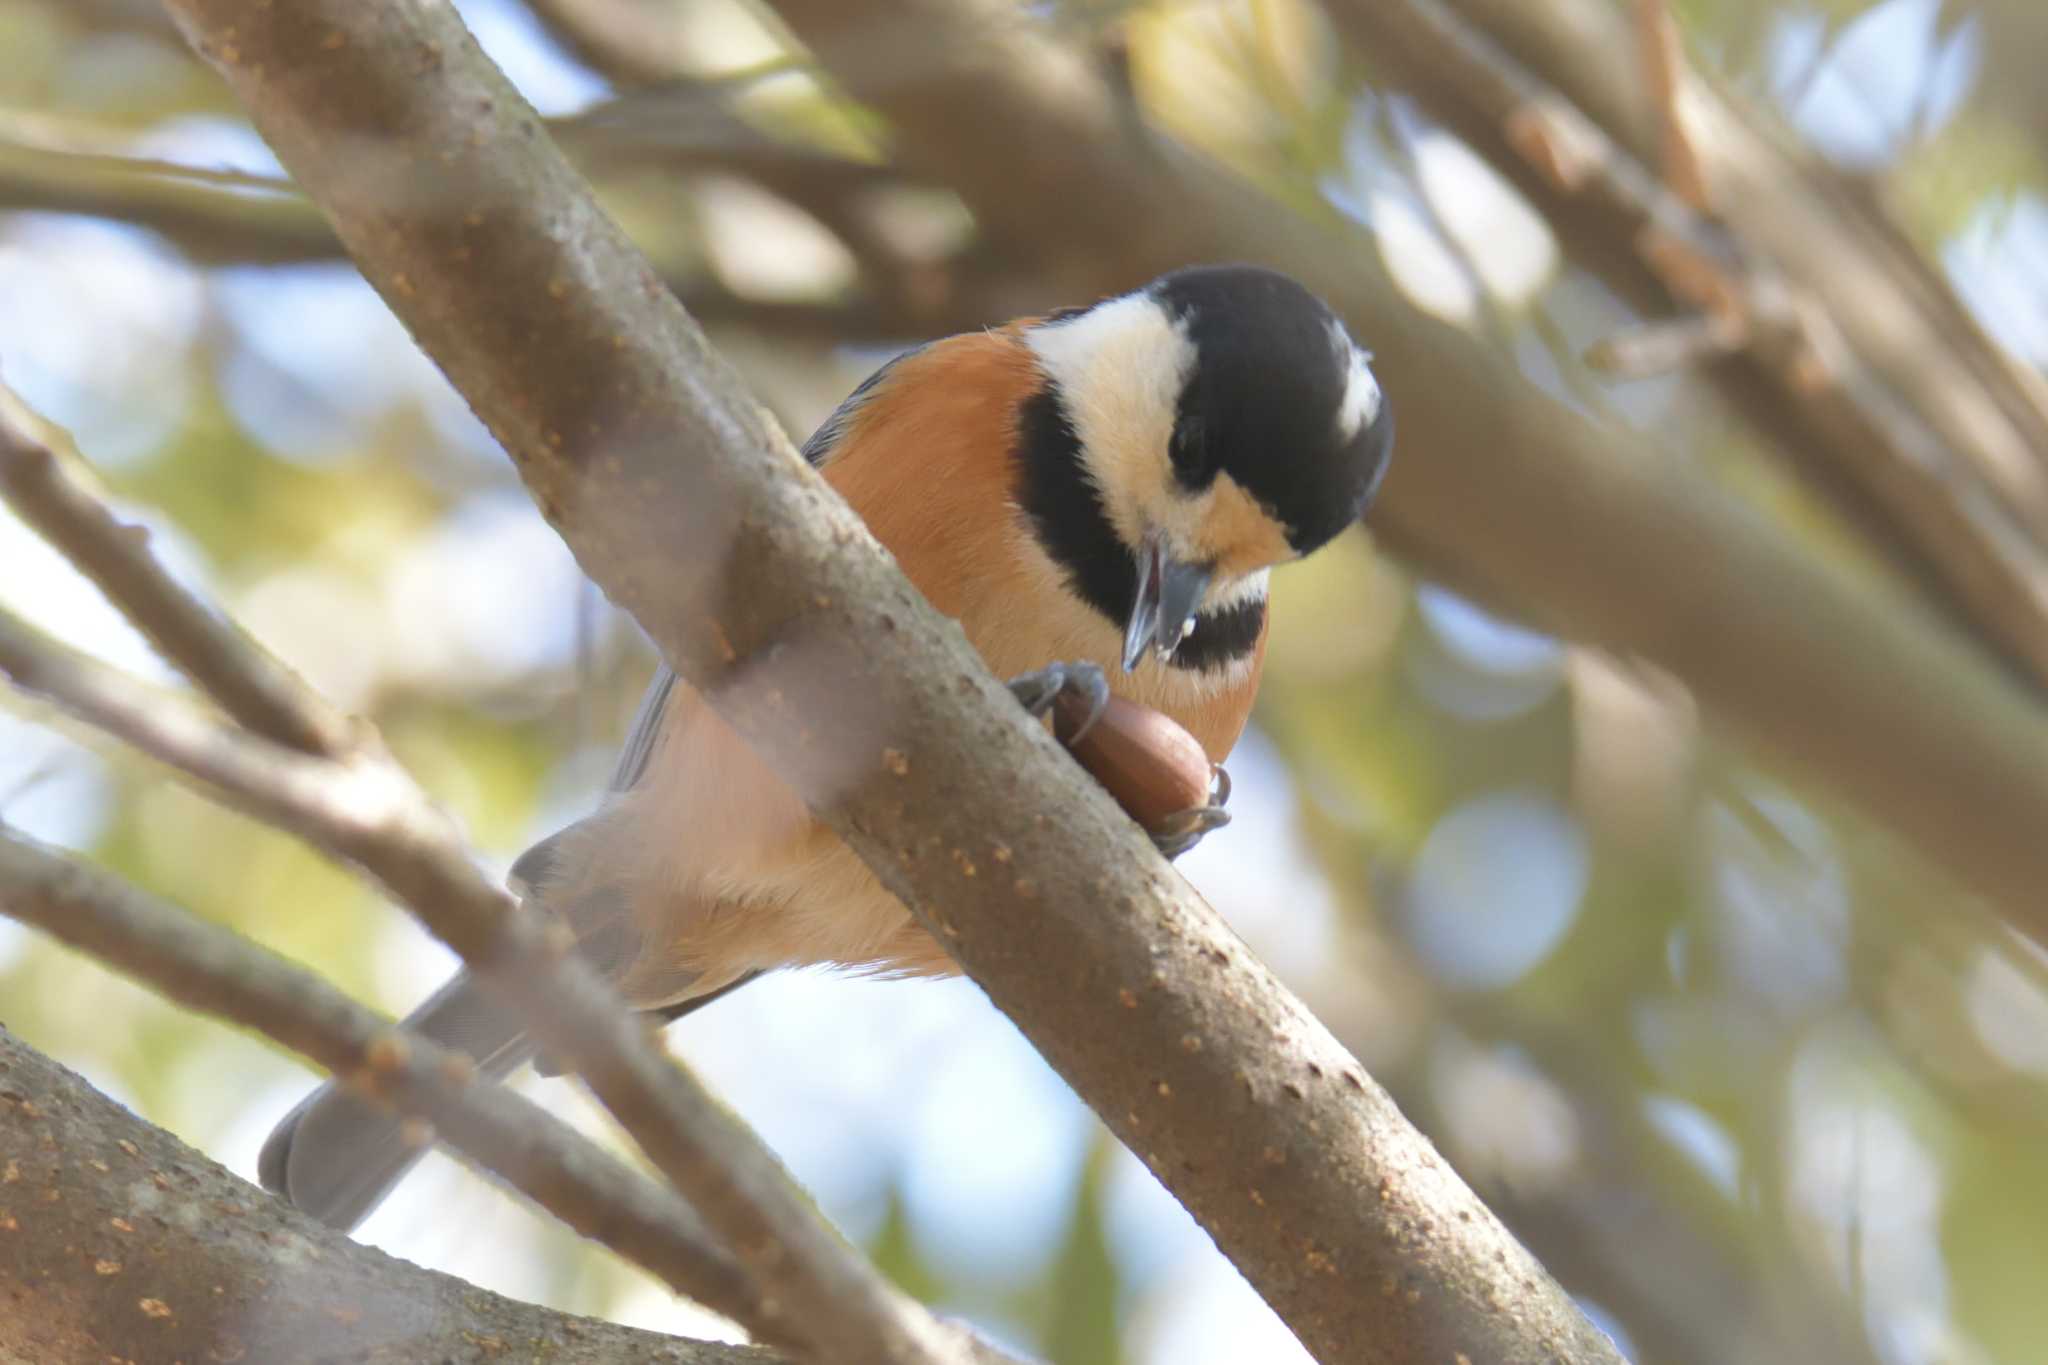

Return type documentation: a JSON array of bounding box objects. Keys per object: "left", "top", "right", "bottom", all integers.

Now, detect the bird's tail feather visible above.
[
  {"left": 257, "top": 970, "right": 532, "bottom": 1232},
  {"left": 258, "top": 961, "right": 765, "bottom": 1230}
]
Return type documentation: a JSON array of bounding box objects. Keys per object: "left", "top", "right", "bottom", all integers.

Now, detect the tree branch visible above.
[
  {"left": 153, "top": 0, "right": 1626, "bottom": 1360},
  {"left": 0, "top": 134, "right": 981, "bottom": 349},
  {"left": 522, "top": 0, "right": 695, "bottom": 88},
  {"left": 0, "top": 1023, "right": 776, "bottom": 1365},
  {"left": 0, "top": 134, "right": 338, "bottom": 264},
  {"left": 0, "top": 820, "right": 782, "bottom": 1345},
  {"left": 0, "top": 107, "right": 909, "bottom": 287},
  {"left": 0, "top": 381, "right": 355, "bottom": 756},
  {"left": 1328, "top": 0, "right": 2048, "bottom": 699}
]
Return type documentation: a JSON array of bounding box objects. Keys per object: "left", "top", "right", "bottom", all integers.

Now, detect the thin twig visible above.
[
  {"left": 0, "top": 382, "right": 355, "bottom": 757},
  {"left": 1585, "top": 312, "right": 1744, "bottom": 377},
  {"left": 0, "top": 135, "right": 340, "bottom": 265},
  {"left": 0, "top": 821, "right": 783, "bottom": 1346},
  {"left": 0, "top": 110, "right": 911, "bottom": 287},
  {"left": 553, "top": 84, "right": 917, "bottom": 284},
  {"left": 1633, "top": 0, "right": 1709, "bottom": 211}
]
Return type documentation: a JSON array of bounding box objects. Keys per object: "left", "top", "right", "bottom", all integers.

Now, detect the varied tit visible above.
[{"left": 261, "top": 263, "right": 1394, "bottom": 1229}]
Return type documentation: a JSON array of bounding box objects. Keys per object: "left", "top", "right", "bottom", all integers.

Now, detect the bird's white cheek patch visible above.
[{"left": 1025, "top": 293, "right": 1196, "bottom": 543}]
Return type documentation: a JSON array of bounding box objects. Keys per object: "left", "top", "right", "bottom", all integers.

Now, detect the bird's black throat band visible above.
[{"left": 1013, "top": 386, "right": 1264, "bottom": 672}]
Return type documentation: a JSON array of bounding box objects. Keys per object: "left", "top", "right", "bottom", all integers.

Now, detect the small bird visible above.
[{"left": 261, "top": 264, "right": 1393, "bottom": 1229}]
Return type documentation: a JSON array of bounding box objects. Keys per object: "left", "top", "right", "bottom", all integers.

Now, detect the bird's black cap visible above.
[{"left": 1150, "top": 265, "right": 1393, "bottom": 554}]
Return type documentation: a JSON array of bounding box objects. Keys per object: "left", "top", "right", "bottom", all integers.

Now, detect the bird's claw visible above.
[
  {"left": 1148, "top": 764, "right": 1233, "bottom": 859},
  {"left": 1014, "top": 668, "right": 1231, "bottom": 858},
  {"left": 1009, "top": 661, "right": 1111, "bottom": 745}
]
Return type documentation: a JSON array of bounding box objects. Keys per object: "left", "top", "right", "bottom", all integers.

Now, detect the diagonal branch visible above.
[
  {"left": 153, "top": 0, "right": 1627, "bottom": 1361},
  {"left": 0, "top": 381, "right": 355, "bottom": 756},
  {"left": 0, "top": 820, "right": 780, "bottom": 1345}
]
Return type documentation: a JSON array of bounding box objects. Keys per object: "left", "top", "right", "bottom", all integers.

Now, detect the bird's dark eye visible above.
[{"left": 1168, "top": 413, "right": 1210, "bottom": 489}]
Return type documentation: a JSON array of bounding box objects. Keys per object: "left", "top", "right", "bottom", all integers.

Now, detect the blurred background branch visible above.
[
  {"left": 1330, "top": 0, "right": 2048, "bottom": 695},
  {"left": 5, "top": 0, "right": 2047, "bottom": 1360},
  {"left": 1363, "top": 0, "right": 2048, "bottom": 690}
]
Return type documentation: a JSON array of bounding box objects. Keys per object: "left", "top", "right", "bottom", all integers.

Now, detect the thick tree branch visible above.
[
  {"left": 153, "top": 0, "right": 1625, "bottom": 1361},
  {"left": 0, "top": 1024, "right": 776, "bottom": 1365},
  {"left": 0, "top": 821, "right": 781, "bottom": 1344},
  {"left": 763, "top": 0, "right": 2048, "bottom": 947}
]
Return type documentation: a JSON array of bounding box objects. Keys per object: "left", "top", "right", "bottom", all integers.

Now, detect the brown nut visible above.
[{"left": 1054, "top": 692, "right": 1214, "bottom": 831}]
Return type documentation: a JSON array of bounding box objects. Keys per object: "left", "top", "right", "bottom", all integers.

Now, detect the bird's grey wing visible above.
[
  {"left": 797, "top": 344, "right": 925, "bottom": 468},
  {"left": 606, "top": 661, "right": 679, "bottom": 792}
]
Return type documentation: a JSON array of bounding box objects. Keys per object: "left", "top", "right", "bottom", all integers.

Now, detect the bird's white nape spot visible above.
[
  {"left": 1025, "top": 293, "right": 1197, "bottom": 539},
  {"left": 1332, "top": 323, "right": 1382, "bottom": 442}
]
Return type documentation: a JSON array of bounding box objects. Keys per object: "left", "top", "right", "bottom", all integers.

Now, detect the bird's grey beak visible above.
[{"left": 1122, "top": 531, "right": 1213, "bottom": 672}]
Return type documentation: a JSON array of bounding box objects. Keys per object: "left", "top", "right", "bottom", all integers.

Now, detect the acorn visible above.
[{"left": 1052, "top": 691, "right": 1216, "bottom": 832}]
